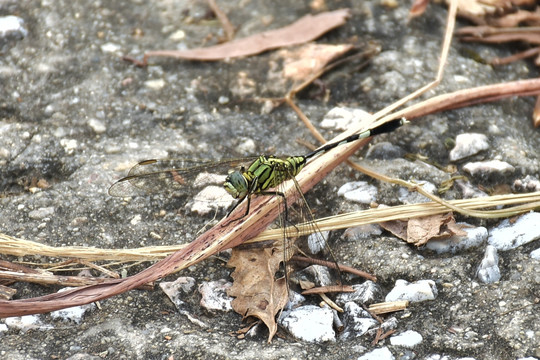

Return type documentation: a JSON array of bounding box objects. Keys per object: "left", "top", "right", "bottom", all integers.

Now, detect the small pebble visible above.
[
  {"left": 463, "top": 160, "right": 515, "bottom": 176},
  {"left": 320, "top": 107, "right": 365, "bottom": 131},
  {"left": 169, "top": 29, "right": 185, "bottom": 41},
  {"left": 100, "top": 42, "right": 121, "bottom": 54},
  {"left": 424, "top": 224, "right": 487, "bottom": 254},
  {"left": 28, "top": 206, "right": 55, "bottom": 220},
  {"left": 338, "top": 181, "right": 378, "bottom": 204},
  {"left": 488, "top": 212, "right": 540, "bottom": 251},
  {"left": 341, "top": 302, "right": 378, "bottom": 338},
  {"left": 397, "top": 181, "right": 437, "bottom": 204},
  {"left": 512, "top": 175, "right": 540, "bottom": 192},
  {"left": 294, "top": 265, "right": 334, "bottom": 287},
  {"left": 307, "top": 231, "right": 329, "bottom": 254},
  {"left": 88, "top": 118, "right": 106, "bottom": 134},
  {"left": 198, "top": 279, "right": 232, "bottom": 312},
  {"left": 280, "top": 305, "right": 335, "bottom": 342},
  {"left": 234, "top": 138, "right": 256, "bottom": 155},
  {"left": 4, "top": 315, "right": 52, "bottom": 332},
  {"left": 160, "top": 277, "right": 196, "bottom": 309},
  {"left": 0, "top": 16, "right": 27, "bottom": 38},
  {"left": 385, "top": 279, "right": 438, "bottom": 302},
  {"left": 60, "top": 138, "right": 78, "bottom": 154},
  {"left": 144, "top": 79, "right": 166, "bottom": 90},
  {"left": 389, "top": 329, "right": 423, "bottom": 348},
  {"left": 454, "top": 180, "right": 488, "bottom": 199},
  {"left": 357, "top": 347, "right": 395, "bottom": 360},
  {"left": 130, "top": 214, "right": 142, "bottom": 225},
  {"left": 218, "top": 95, "right": 229, "bottom": 105},
  {"left": 364, "top": 141, "right": 405, "bottom": 160},
  {"left": 449, "top": 133, "right": 489, "bottom": 161},
  {"left": 188, "top": 185, "right": 234, "bottom": 215},
  {"left": 476, "top": 245, "right": 501, "bottom": 284},
  {"left": 336, "top": 281, "right": 382, "bottom": 305},
  {"left": 342, "top": 224, "right": 382, "bottom": 240},
  {"left": 50, "top": 288, "right": 95, "bottom": 323}
]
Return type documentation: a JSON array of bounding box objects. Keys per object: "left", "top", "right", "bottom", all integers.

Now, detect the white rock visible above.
[
  {"left": 169, "top": 29, "right": 186, "bottom": 41},
  {"left": 160, "top": 276, "right": 196, "bottom": 309},
  {"left": 198, "top": 279, "right": 232, "bottom": 311},
  {"left": 357, "top": 346, "right": 395, "bottom": 360},
  {"left": 60, "top": 138, "right": 78, "bottom": 154},
  {"left": 100, "top": 42, "right": 121, "bottom": 53},
  {"left": 530, "top": 248, "right": 540, "bottom": 260},
  {"left": 4, "top": 315, "right": 52, "bottom": 332},
  {"left": 187, "top": 185, "right": 234, "bottom": 215},
  {"left": 385, "top": 279, "right": 437, "bottom": 302},
  {"left": 88, "top": 118, "right": 106, "bottom": 134},
  {"left": 320, "top": 107, "right": 365, "bottom": 131},
  {"left": 455, "top": 179, "right": 488, "bottom": 199},
  {"left": 488, "top": 212, "right": 540, "bottom": 251},
  {"left": 0, "top": 16, "right": 27, "bottom": 38},
  {"left": 389, "top": 329, "right": 423, "bottom": 348},
  {"left": 50, "top": 304, "right": 94, "bottom": 324},
  {"left": 463, "top": 160, "right": 514, "bottom": 176},
  {"left": 130, "top": 214, "right": 142, "bottom": 225},
  {"left": 397, "top": 181, "right": 437, "bottom": 204},
  {"left": 336, "top": 281, "right": 382, "bottom": 305},
  {"left": 280, "top": 305, "right": 335, "bottom": 342},
  {"left": 234, "top": 138, "right": 255, "bottom": 154},
  {"left": 476, "top": 245, "right": 501, "bottom": 284},
  {"left": 513, "top": 175, "right": 540, "bottom": 192},
  {"left": 28, "top": 206, "right": 55, "bottom": 220},
  {"left": 49, "top": 288, "right": 95, "bottom": 323},
  {"left": 338, "top": 181, "right": 378, "bottom": 204},
  {"left": 343, "top": 224, "right": 382, "bottom": 240},
  {"left": 307, "top": 230, "right": 329, "bottom": 254},
  {"left": 424, "top": 355, "right": 452, "bottom": 360},
  {"left": 341, "top": 302, "right": 378, "bottom": 338},
  {"left": 449, "top": 133, "right": 489, "bottom": 161},
  {"left": 425, "top": 224, "right": 487, "bottom": 254},
  {"left": 144, "top": 79, "right": 166, "bottom": 90}
]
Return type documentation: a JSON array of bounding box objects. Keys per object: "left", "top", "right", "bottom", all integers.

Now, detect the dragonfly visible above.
[
  {"left": 108, "top": 118, "right": 407, "bottom": 217},
  {"left": 109, "top": 118, "right": 406, "bottom": 293}
]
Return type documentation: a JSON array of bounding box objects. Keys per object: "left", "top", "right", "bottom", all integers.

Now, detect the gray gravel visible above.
[{"left": 1, "top": 0, "right": 539, "bottom": 359}]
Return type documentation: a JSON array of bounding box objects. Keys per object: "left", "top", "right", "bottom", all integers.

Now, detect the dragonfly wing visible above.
[{"left": 108, "top": 157, "right": 258, "bottom": 197}]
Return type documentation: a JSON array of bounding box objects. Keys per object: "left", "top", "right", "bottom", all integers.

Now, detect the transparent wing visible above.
[{"left": 108, "top": 157, "right": 258, "bottom": 197}]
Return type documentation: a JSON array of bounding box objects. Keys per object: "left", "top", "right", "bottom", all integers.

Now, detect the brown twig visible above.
[
  {"left": 207, "top": 0, "right": 235, "bottom": 41},
  {"left": 292, "top": 255, "right": 377, "bottom": 282}
]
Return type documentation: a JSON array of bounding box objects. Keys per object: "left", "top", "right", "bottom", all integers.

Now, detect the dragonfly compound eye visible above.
[{"left": 224, "top": 171, "right": 249, "bottom": 199}]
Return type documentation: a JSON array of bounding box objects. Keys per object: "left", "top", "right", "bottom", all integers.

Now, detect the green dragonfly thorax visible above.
[{"left": 223, "top": 155, "right": 307, "bottom": 201}]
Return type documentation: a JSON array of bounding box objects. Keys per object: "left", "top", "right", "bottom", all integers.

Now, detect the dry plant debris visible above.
[
  {"left": 380, "top": 213, "right": 467, "bottom": 246},
  {"left": 226, "top": 244, "right": 289, "bottom": 342},
  {"left": 128, "top": 9, "right": 351, "bottom": 64},
  {"left": 411, "top": 0, "right": 540, "bottom": 126},
  {"left": 279, "top": 43, "right": 354, "bottom": 82}
]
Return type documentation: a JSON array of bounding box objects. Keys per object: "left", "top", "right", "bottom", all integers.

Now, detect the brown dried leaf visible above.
[
  {"left": 380, "top": 213, "right": 466, "bottom": 246},
  {"left": 226, "top": 244, "right": 289, "bottom": 342},
  {"left": 491, "top": 8, "right": 540, "bottom": 27},
  {"left": 279, "top": 43, "right": 353, "bottom": 82},
  {"left": 448, "top": 0, "right": 507, "bottom": 18},
  {"left": 534, "top": 95, "right": 540, "bottom": 128},
  {"left": 409, "top": 0, "right": 430, "bottom": 18},
  {"left": 141, "top": 9, "right": 351, "bottom": 62}
]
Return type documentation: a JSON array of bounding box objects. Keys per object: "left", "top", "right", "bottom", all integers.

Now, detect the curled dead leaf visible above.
[
  {"left": 226, "top": 245, "right": 289, "bottom": 342},
  {"left": 380, "top": 212, "right": 466, "bottom": 246}
]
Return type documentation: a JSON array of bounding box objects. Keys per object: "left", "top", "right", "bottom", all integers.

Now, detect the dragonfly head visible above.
[{"left": 224, "top": 170, "right": 248, "bottom": 199}]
